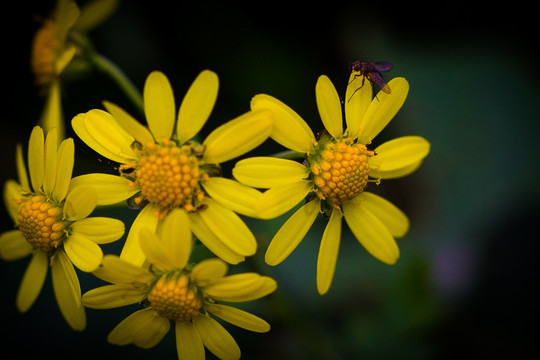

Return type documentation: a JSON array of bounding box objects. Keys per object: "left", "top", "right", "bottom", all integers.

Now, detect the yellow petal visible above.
[
  {"left": 133, "top": 311, "right": 171, "bottom": 349},
  {"left": 357, "top": 77, "right": 409, "bottom": 144},
  {"left": 103, "top": 100, "right": 154, "bottom": 145},
  {"left": 0, "top": 230, "right": 33, "bottom": 261},
  {"left": 356, "top": 192, "right": 409, "bottom": 238},
  {"left": 70, "top": 217, "right": 125, "bottom": 244},
  {"left": 201, "top": 177, "right": 262, "bottom": 218},
  {"left": 92, "top": 254, "right": 154, "bottom": 286},
  {"left": 139, "top": 228, "right": 175, "bottom": 271},
  {"left": 120, "top": 204, "right": 159, "bottom": 266},
  {"left": 199, "top": 198, "right": 257, "bottom": 257},
  {"left": 72, "top": 112, "right": 134, "bottom": 164},
  {"left": 189, "top": 212, "right": 245, "bottom": 265},
  {"left": 202, "top": 109, "right": 272, "bottom": 164},
  {"left": 52, "top": 249, "right": 81, "bottom": 301},
  {"left": 83, "top": 109, "right": 138, "bottom": 160},
  {"left": 369, "top": 136, "right": 430, "bottom": 177},
  {"left": 158, "top": 208, "right": 192, "bottom": 269},
  {"left": 42, "top": 128, "right": 58, "bottom": 195},
  {"left": 75, "top": 0, "right": 119, "bottom": 31},
  {"left": 175, "top": 321, "right": 205, "bottom": 360},
  {"left": 64, "top": 234, "right": 103, "bottom": 272},
  {"left": 255, "top": 181, "right": 311, "bottom": 219},
  {"left": 55, "top": 45, "right": 77, "bottom": 75},
  {"left": 52, "top": 137, "right": 74, "bottom": 202},
  {"left": 69, "top": 173, "right": 138, "bottom": 206},
  {"left": 3, "top": 181, "right": 22, "bottom": 224},
  {"left": 177, "top": 70, "right": 218, "bottom": 144},
  {"left": 108, "top": 308, "right": 170, "bottom": 349},
  {"left": 316, "top": 75, "right": 343, "bottom": 139},
  {"left": 82, "top": 284, "right": 144, "bottom": 309},
  {"left": 108, "top": 308, "right": 149, "bottom": 346},
  {"left": 63, "top": 185, "right": 97, "bottom": 221},
  {"left": 369, "top": 161, "right": 423, "bottom": 180},
  {"left": 16, "top": 144, "right": 30, "bottom": 192},
  {"left": 204, "top": 273, "right": 277, "bottom": 302},
  {"left": 16, "top": 250, "right": 48, "bottom": 312},
  {"left": 191, "top": 258, "right": 228, "bottom": 287},
  {"left": 232, "top": 157, "right": 308, "bottom": 188},
  {"left": 55, "top": 0, "right": 80, "bottom": 42},
  {"left": 206, "top": 303, "right": 271, "bottom": 333},
  {"left": 193, "top": 315, "right": 241, "bottom": 360},
  {"left": 28, "top": 126, "right": 44, "bottom": 192},
  {"left": 51, "top": 250, "right": 86, "bottom": 331},
  {"left": 342, "top": 200, "right": 399, "bottom": 265},
  {"left": 345, "top": 72, "right": 373, "bottom": 138},
  {"left": 251, "top": 94, "right": 315, "bottom": 153},
  {"left": 265, "top": 199, "right": 320, "bottom": 266},
  {"left": 316, "top": 209, "right": 342, "bottom": 295},
  {"left": 144, "top": 71, "right": 175, "bottom": 141},
  {"left": 39, "top": 80, "right": 64, "bottom": 144}
]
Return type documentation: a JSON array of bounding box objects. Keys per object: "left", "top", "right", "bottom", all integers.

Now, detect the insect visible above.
[{"left": 350, "top": 60, "right": 393, "bottom": 95}]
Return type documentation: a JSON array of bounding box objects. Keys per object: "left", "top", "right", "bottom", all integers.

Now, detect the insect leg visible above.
[{"left": 347, "top": 74, "right": 366, "bottom": 102}]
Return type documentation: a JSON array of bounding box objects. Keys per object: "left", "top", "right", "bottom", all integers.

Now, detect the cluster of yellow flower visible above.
[{"left": 0, "top": 1, "right": 430, "bottom": 359}]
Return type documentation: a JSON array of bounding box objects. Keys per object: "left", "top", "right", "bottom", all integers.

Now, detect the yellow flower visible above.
[
  {"left": 71, "top": 70, "right": 272, "bottom": 266},
  {"left": 0, "top": 126, "right": 125, "bottom": 330},
  {"left": 82, "top": 209, "right": 277, "bottom": 360},
  {"left": 32, "top": 0, "right": 119, "bottom": 141},
  {"left": 233, "top": 73, "right": 431, "bottom": 294}
]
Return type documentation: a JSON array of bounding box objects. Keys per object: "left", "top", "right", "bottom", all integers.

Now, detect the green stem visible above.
[
  {"left": 271, "top": 150, "right": 306, "bottom": 160},
  {"left": 90, "top": 52, "right": 144, "bottom": 114}
]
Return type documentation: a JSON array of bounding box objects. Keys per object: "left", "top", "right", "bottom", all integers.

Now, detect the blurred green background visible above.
[{"left": 1, "top": 1, "right": 538, "bottom": 359}]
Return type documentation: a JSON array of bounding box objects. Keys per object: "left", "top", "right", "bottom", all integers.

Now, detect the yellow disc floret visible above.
[
  {"left": 17, "top": 195, "right": 67, "bottom": 252},
  {"left": 147, "top": 274, "right": 202, "bottom": 322},
  {"left": 309, "top": 136, "right": 374, "bottom": 208},
  {"left": 123, "top": 140, "right": 209, "bottom": 218}
]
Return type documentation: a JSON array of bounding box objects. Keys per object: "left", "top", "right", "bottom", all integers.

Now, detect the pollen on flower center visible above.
[
  {"left": 147, "top": 275, "right": 202, "bottom": 322},
  {"left": 124, "top": 140, "right": 208, "bottom": 217},
  {"left": 309, "top": 137, "right": 374, "bottom": 208},
  {"left": 17, "top": 195, "right": 67, "bottom": 252}
]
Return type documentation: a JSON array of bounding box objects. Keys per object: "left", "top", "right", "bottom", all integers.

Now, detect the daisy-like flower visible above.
[
  {"left": 0, "top": 126, "right": 125, "bottom": 330},
  {"left": 32, "top": 0, "right": 119, "bottom": 140},
  {"left": 82, "top": 208, "right": 277, "bottom": 360},
  {"left": 232, "top": 73, "right": 430, "bottom": 294},
  {"left": 71, "top": 70, "right": 272, "bottom": 266}
]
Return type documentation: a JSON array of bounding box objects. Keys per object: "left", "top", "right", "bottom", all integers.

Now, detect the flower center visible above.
[
  {"left": 124, "top": 140, "right": 208, "bottom": 218},
  {"left": 17, "top": 195, "right": 67, "bottom": 252},
  {"left": 31, "top": 20, "right": 60, "bottom": 86},
  {"left": 309, "top": 137, "right": 374, "bottom": 208},
  {"left": 147, "top": 275, "right": 202, "bottom": 322}
]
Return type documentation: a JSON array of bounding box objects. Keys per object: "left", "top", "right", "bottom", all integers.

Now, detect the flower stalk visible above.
[
  {"left": 89, "top": 52, "right": 144, "bottom": 114},
  {"left": 271, "top": 149, "right": 306, "bottom": 160}
]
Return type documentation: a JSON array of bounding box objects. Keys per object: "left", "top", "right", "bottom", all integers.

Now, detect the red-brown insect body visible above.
[{"left": 352, "top": 60, "right": 393, "bottom": 94}]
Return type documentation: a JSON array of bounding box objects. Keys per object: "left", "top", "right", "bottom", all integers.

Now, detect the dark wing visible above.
[
  {"left": 367, "top": 71, "right": 391, "bottom": 94},
  {"left": 371, "top": 61, "right": 393, "bottom": 73}
]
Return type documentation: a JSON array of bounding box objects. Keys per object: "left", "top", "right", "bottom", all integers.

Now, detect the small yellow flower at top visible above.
[
  {"left": 71, "top": 70, "right": 273, "bottom": 266},
  {"left": 0, "top": 126, "right": 125, "bottom": 330},
  {"left": 31, "top": 0, "right": 119, "bottom": 141},
  {"left": 82, "top": 209, "right": 277, "bottom": 360},
  {"left": 233, "top": 72, "right": 431, "bottom": 295}
]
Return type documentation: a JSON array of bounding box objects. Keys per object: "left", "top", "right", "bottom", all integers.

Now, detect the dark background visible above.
[{"left": 1, "top": 1, "right": 539, "bottom": 359}]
